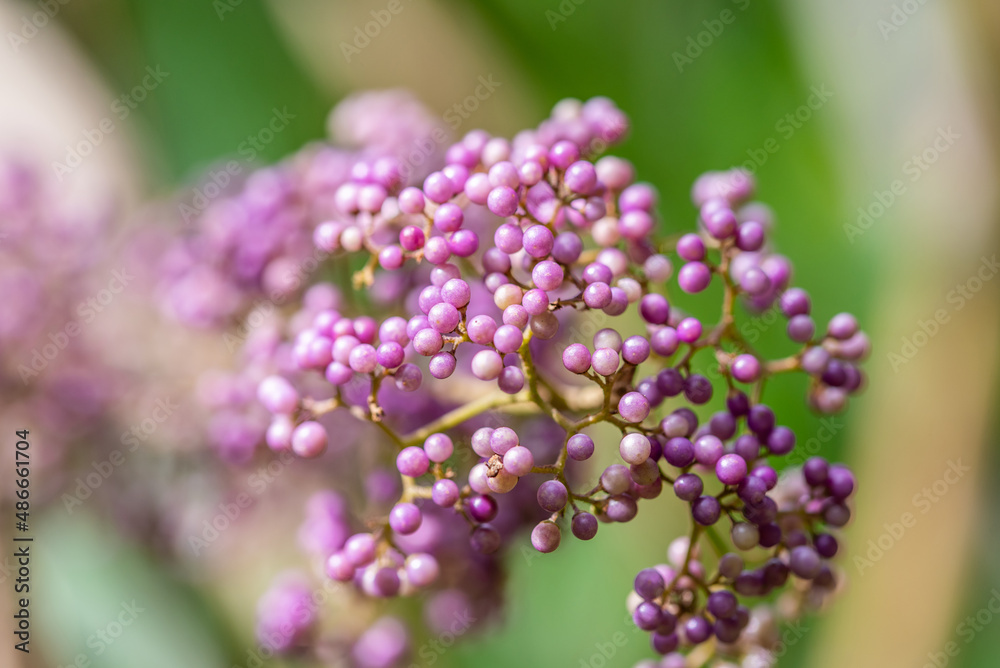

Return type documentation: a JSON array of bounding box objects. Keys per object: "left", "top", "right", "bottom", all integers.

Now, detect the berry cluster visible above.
[
  {"left": 174, "top": 92, "right": 867, "bottom": 666},
  {"left": 158, "top": 91, "right": 446, "bottom": 464}
]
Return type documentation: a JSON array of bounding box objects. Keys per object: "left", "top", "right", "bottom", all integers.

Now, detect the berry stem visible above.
[{"left": 401, "top": 390, "right": 534, "bottom": 447}]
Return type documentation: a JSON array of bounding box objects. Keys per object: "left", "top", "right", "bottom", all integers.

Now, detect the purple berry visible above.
[
  {"left": 537, "top": 480, "right": 569, "bottom": 512},
  {"left": 678, "top": 262, "right": 711, "bottom": 293},
  {"left": 716, "top": 453, "right": 748, "bottom": 485},
  {"left": 396, "top": 446, "right": 430, "bottom": 477},
  {"left": 567, "top": 434, "right": 595, "bottom": 461},
  {"left": 531, "top": 521, "right": 561, "bottom": 553}
]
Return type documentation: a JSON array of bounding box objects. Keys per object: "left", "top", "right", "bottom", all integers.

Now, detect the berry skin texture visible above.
[
  {"left": 619, "top": 433, "right": 651, "bottom": 465},
  {"left": 567, "top": 434, "right": 595, "bottom": 461},
  {"left": 503, "top": 446, "right": 535, "bottom": 477},
  {"left": 291, "top": 422, "right": 328, "bottom": 458},
  {"left": 562, "top": 343, "right": 592, "bottom": 374},
  {"left": 716, "top": 454, "right": 749, "bottom": 485},
  {"left": 572, "top": 512, "right": 599, "bottom": 540},
  {"left": 634, "top": 569, "right": 665, "bottom": 600},
  {"left": 731, "top": 354, "right": 761, "bottom": 383},
  {"left": 424, "top": 433, "right": 454, "bottom": 462},
  {"left": 389, "top": 502, "right": 422, "bottom": 535},
  {"left": 678, "top": 262, "right": 712, "bottom": 293},
  {"left": 431, "top": 479, "right": 459, "bottom": 507},
  {"left": 396, "top": 447, "right": 430, "bottom": 477},
  {"left": 592, "top": 348, "right": 620, "bottom": 376},
  {"left": 531, "top": 521, "right": 561, "bottom": 553},
  {"left": 258, "top": 376, "right": 299, "bottom": 414},
  {"left": 618, "top": 392, "right": 651, "bottom": 423},
  {"left": 537, "top": 480, "right": 569, "bottom": 512},
  {"left": 674, "top": 474, "right": 703, "bottom": 501},
  {"left": 692, "top": 496, "right": 721, "bottom": 526}
]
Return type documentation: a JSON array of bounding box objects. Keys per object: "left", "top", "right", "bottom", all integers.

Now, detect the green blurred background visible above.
[{"left": 5, "top": 0, "right": 999, "bottom": 666}]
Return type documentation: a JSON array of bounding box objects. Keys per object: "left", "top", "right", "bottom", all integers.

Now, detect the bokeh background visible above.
[{"left": 2, "top": 0, "right": 999, "bottom": 666}]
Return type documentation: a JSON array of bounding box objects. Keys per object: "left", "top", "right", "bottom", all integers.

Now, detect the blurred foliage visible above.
[
  {"left": 34, "top": 512, "right": 233, "bottom": 668},
  {"left": 60, "top": 0, "right": 331, "bottom": 184}
]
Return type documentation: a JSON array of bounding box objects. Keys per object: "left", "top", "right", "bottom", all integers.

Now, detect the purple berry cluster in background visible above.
[
  {"left": 0, "top": 160, "right": 121, "bottom": 484},
  {"left": 172, "top": 92, "right": 868, "bottom": 667}
]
